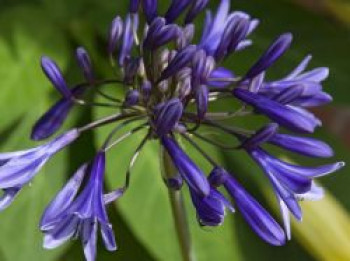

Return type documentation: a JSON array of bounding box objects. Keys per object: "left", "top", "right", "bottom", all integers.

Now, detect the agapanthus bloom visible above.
[{"left": 0, "top": 0, "right": 345, "bottom": 260}]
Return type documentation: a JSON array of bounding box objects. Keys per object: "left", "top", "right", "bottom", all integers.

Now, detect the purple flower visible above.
[
  {"left": 190, "top": 188, "right": 234, "bottom": 227},
  {"left": 240, "top": 123, "right": 279, "bottom": 150},
  {"left": 160, "top": 45, "right": 197, "bottom": 81},
  {"left": 165, "top": 0, "right": 192, "bottom": 23},
  {"left": 161, "top": 136, "right": 210, "bottom": 197},
  {"left": 142, "top": 0, "right": 158, "bottom": 24},
  {"left": 222, "top": 172, "right": 286, "bottom": 246},
  {"left": 124, "top": 89, "right": 140, "bottom": 107},
  {"left": 0, "top": 0, "right": 343, "bottom": 258},
  {"left": 249, "top": 148, "right": 344, "bottom": 220},
  {"left": 119, "top": 14, "right": 139, "bottom": 66},
  {"left": 208, "top": 67, "right": 235, "bottom": 87},
  {"left": 185, "top": 0, "right": 209, "bottom": 24},
  {"left": 124, "top": 57, "right": 141, "bottom": 84},
  {"left": 280, "top": 182, "right": 324, "bottom": 240},
  {"left": 144, "top": 17, "right": 180, "bottom": 50},
  {"left": 108, "top": 16, "right": 124, "bottom": 54},
  {"left": 269, "top": 134, "right": 334, "bottom": 158},
  {"left": 244, "top": 33, "right": 292, "bottom": 80},
  {"left": 199, "top": 0, "right": 230, "bottom": 55},
  {"left": 31, "top": 86, "right": 86, "bottom": 141},
  {"left": 141, "top": 80, "right": 152, "bottom": 101},
  {"left": 215, "top": 16, "right": 250, "bottom": 60},
  {"left": 233, "top": 88, "right": 321, "bottom": 133},
  {"left": 76, "top": 47, "right": 94, "bottom": 82},
  {"left": 153, "top": 98, "right": 183, "bottom": 137},
  {"left": 176, "top": 24, "right": 194, "bottom": 49},
  {"left": 40, "top": 152, "right": 117, "bottom": 261},
  {"left": 195, "top": 85, "right": 209, "bottom": 119},
  {"left": 0, "top": 130, "right": 79, "bottom": 211},
  {"left": 200, "top": 0, "right": 258, "bottom": 56},
  {"left": 191, "top": 49, "right": 215, "bottom": 87},
  {"left": 257, "top": 55, "right": 332, "bottom": 107},
  {"left": 129, "top": 0, "right": 140, "bottom": 13},
  {"left": 165, "top": 175, "right": 184, "bottom": 190},
  {"left": 41, "top": 56, "right": 71, "bottom": 99}
]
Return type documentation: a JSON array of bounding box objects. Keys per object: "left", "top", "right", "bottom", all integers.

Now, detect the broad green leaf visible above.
[{"left": 0, "top": 6, "right": 70, "bottom": 261}]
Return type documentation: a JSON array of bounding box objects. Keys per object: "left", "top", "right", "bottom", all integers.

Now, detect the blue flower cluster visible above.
[{"left": 0, "top": 0, "right": 345, "bottom": 260}]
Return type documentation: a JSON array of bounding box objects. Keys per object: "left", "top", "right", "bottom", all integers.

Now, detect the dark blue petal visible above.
[
  {"left": 192, "top": 50, "right": 215, "bottom": 86},
  {"left": 244, "top": 33, "right": 292, "bottom": 79},
  {"left": 292, "top": 91, "right": 332, "bottom": 107},
  {"left": 284, "top": 55, "right": 312, "bottom": 80},
  {"left": 108, "top": 16, "right": 123, "bottom": 54},
  {"left": 143, "top": 17, "right": 165, "bottom": 48},
  {"left": 71, "top": 152, "right": 107, "bottom": 221},
  {"left": 208, "top": 167, "right": 229, "bottom": 187},
  {"left": 142, "top": 0, "right": 158, "bottom": 24},
  {"left": 41, "top": 164, "right": 88, "bottom": 230},
  {"left": 41, "top": 56, "right": 71, "bottom": 99},
  {"left": 266, "top": 157, "right": 345, "bottom": 179},
  {"left": 43, "top": 215, "right": 80, "bottom": 249},
  {"left": 0, "top": 188, "right": 21, "bottom": 211},
  {"left": 233, "top": 88, "right": 320, "bottom": 133},
  {"left": 119, "top": 14, "right": 139, "bottom": 66},
  {"left": 190, "top": 188, "right": 231, "bottom": 227},
  {"left": 250, "top": 149, "right": 311, "bottom": 194},
  {"left": 165, "top": 175, "right": 183, "bottom": 190},
  {"left": 176, "top": 24, "right": 195, "bottom": 49},
  {"left": 124, "top": 89, "right": 140, "bottom": 107},
  {"left": 31, "top": 99, "right": 73, "bottom": 141},
  {"left": 141, "top": 80, "right": 152, "bottom": 102},
  {"left": 224, "top": 175, "right": 286, "bottom": 246},
  {"left": 76, "top": 47, "right": 94, "bottom": 82},
  {"left": 272, "top": 85, "right": 304, "bottom": 105},
  {"left": 185, "top": 0, "right": 210, "bottom": 24},
  {"left": 195, "top": 85, "right": 209, "bottom": 119},
  {"left": 215, "top": 16, "right": 250, "bottom": 60},
  {"left": 241, "top": 123, "right": 279, "bottom": 149},
  {"left": 31, "top": 86, "right": 85, "bottom": 141},
  {"left": 208, "top": 67, "right": 235, "bottom": 87},
  {"left": 153, "top": 98, "right": 183, "bottom": 137},
  {"left": 153, "top": 25, "right": 180, "bottom": 49},
  {"left": 160, "top": 45, "right": 197, "bottom": 81},
  {"left": 0, "top": 129, "right": 79, "bottom": 189},
  {"left": 200, "top": 0, "right": 230, "bottom": 54},
  {"left": 295, "top": 67, "right": 329, "bottom": 82},
  {"left": 269, "top": 134, "right": 334, "bottom": 158},
  {"left": 100, "top": 223, "right": 117, "bottom": 251},
  {"left": 82, "top": 219, "right": 98, "bottom": 261},
  {"left": 104, "top": 188, "right": 125, "bottom": 205},
  {"left": 161, "top": 136, "right": 210, "bottom": 197},
  {"left": 165, "top": 0, "right": 192, "bottom": 23},
  {"left": 268, "top": 172, "right": 302, "bottom": 220},
  {"left": 129, "top": 0, "right": 140, "bottom": 13}
]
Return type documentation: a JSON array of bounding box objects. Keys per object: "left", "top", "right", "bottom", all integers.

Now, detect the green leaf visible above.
[{"left": 0, "top": 6, "right": 70, "bottom": 261}]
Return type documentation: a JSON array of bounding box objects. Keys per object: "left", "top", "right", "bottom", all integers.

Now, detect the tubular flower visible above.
[
  {"left": 0, "top": 0, "right": 345, "bottom": 260},
  {"left": 40, "top": 152, "right": 118, "bottom": 261}
]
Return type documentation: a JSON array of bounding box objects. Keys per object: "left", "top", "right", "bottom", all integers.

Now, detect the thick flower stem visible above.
[{"left": 160, "top": 146, "right": 196, "bottom": 261}]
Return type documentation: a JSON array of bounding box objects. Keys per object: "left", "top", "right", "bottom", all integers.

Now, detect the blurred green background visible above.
[{"left": 0, "top": 0, "right": 349, "bottom": 260}]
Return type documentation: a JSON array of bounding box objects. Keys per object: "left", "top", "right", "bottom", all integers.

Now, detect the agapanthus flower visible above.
[
  {"left": 40, "top": 152, "right": 117, "bottom": 261},
  {"left": 0, "top": 0, "right": 345, "bottom": 260}
]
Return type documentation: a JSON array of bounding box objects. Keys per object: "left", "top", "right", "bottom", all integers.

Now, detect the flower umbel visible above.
[{"left": 0, "top": 0, "right": 345, "bottom": 260}]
